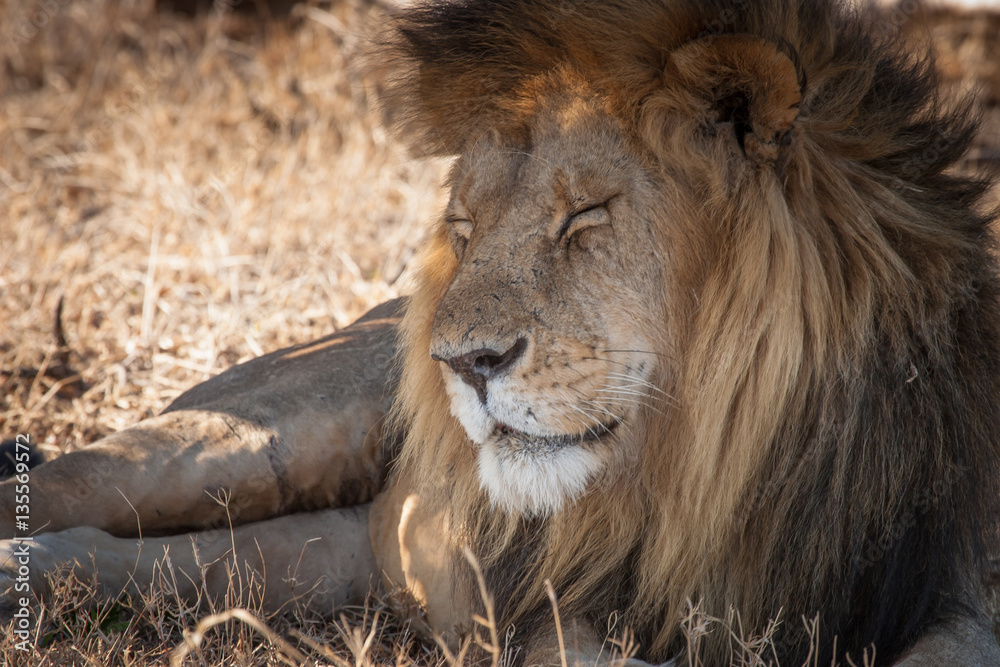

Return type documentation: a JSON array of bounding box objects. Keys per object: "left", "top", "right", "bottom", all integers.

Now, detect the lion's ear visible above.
[{"left": 658, "top": 34, "right": 802, "bottom": 166}]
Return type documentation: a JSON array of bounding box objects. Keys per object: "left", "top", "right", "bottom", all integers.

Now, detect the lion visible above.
[{"left": 3, "top": 0, "right": 1000, "bottom": 664}]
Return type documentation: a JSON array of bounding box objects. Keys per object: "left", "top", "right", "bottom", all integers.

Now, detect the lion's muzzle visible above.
[{"left": 431, "top": 337, "right": 527, "bottom": 404}]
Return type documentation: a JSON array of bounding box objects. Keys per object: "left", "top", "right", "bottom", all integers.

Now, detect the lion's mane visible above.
[{"left": 384, "top": 1, "right": 1000, "bottom": 663}]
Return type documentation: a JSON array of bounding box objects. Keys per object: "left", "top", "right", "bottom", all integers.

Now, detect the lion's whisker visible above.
[
  {"left": 581, "top": 356, "right": 636, "bottom": 370},
  {"left": 607, "top": 398, "right": 668, "bottom": 420},
  {"left": 596, "top": 388, "right": 651, "bottom": 399},
  {"left": 549, "top": 399, "right": 600, "bottom": 435},
  {"left": 604, "top": 373, "right": 674, "bottom": 399},
  {"left": 577, "top": 401, "right": 619, "bottom": 421},
  {"left": 598, "top": 348, "right": 676, "bottom": 361},
  {"left": 567, "top": 405, "right": 608, "bottom": 442},
  {"left": 599, "top": 383, "right": 673, "bottom": 402}
]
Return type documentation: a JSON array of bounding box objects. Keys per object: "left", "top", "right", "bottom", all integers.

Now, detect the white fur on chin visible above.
[
  {"left": 443, "top": 370, "right": 605, "bottom": 516},
  {"left": 476, "top": 439, "right": 602, "bottom": 516}
]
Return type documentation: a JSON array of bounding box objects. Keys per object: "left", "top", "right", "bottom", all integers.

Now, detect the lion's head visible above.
[
  {"left": 384, "top": 0, "right": 1000, "bottom": 664},
  {"left": 427, "top": 86, "right": 670, "bottom": 517}
]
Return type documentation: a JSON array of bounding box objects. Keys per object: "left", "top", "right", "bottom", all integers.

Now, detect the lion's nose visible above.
[{"left": 432, "top": 338, "right": 527, "bottom": 403}]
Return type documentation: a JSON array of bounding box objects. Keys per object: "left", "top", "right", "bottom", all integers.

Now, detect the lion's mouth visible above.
[{"left": 492, "top": 418, "right": 620, "bottom": 452}]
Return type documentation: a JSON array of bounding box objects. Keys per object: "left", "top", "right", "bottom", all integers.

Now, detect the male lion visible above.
[{"left": 4, "top": 0, "right": 1000, "bottom": 665}]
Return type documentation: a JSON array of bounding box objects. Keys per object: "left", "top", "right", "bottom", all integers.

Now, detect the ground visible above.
[{"left": 1, "top": 0, "right": 999, "bottom": 665}]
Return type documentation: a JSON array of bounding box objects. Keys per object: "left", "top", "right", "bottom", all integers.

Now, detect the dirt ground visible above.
[{"left": 1, "top": 0, "right": 1000, "bottom": 665}]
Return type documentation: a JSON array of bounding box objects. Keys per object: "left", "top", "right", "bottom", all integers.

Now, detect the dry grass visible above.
[
  {"left": 0, "top": 0, "right": 447, "bottom": 663},
  {"left": 1, "top": 0, "right": 999, "bottom": 665},
  {"left": 0, "top": 563, "right": 442, "bottom": 666},
  {"left": 0, "top": 0, "right": 447, "bottom": 454}
]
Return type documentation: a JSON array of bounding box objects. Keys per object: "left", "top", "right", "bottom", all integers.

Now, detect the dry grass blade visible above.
[
  {"left": 169, "top": 608, "right": 306, "bottom": 667},
  {"left": 433, "top": 631, "right": 473, "bottom": 667},
  {"left": 463, "top": 546, "right": 501, "bottom": 666},
  {"left": 290, "top": 627, "right": 352, "bottom": 667},
  {"left": 544, "top": 580, "right": 568, "bottom": 667},
  {"left": 336, "top": 611, "right": 380, "bottom": 667}
]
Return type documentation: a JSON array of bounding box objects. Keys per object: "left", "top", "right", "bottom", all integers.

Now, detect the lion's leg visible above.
[
  {"left": 0, "top": 406, "right": 390, "bottom": 537},
  {"left": 0, "top": 299, "right": 404, "bottom": 537},
  {"left": 0, "top": 505, "right": 375, "bottom": 614}
]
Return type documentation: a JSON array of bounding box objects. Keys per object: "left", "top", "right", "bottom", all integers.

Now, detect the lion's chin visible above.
[
  {"left": 475, "top": 427, "right": 608, "bottom": 517},
  {"left": 442, "top": 373, "right": 615, "bottom": 515}
]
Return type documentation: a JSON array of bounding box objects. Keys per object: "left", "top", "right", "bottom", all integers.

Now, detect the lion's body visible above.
[{"left": 3, "top": 0, "right": 1000, "bottom": 665}]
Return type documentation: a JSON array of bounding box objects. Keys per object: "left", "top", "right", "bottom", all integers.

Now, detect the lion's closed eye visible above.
[
  {"left": 446, "top": 215, "right": 474, "bottom": 240},
  {"left": 559, "top": 203, "right": 610, "bottom": 244},
  {"left": 445, "top": 201, "right": 475, "bottom": 257}
]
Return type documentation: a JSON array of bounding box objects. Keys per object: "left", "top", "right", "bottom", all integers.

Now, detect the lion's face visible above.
[{"left": 428, "top": 91, "right": 670, "bottom": 516}]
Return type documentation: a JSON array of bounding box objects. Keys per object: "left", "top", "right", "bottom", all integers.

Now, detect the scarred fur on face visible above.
[{"left": 384, "top": 1, "right": 1000, "bottom": 665}]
